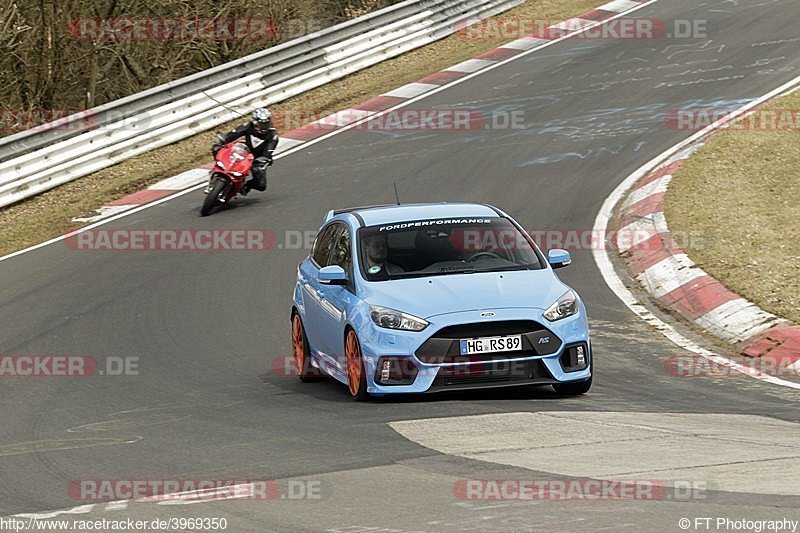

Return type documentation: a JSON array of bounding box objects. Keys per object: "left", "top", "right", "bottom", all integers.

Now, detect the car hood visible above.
[{"left": 360, "top": 269, "right": 569, "bottom": 320}]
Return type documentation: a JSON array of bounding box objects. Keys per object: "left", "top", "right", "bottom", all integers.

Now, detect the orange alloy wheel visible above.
[
  {"left": 345, "top": 330, "right": 363, "bottom": 397},
  {"left": 292, "top": 314, "right": 307, "bottom": 379}
]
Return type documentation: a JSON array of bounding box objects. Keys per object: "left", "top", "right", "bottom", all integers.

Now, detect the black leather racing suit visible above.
[{"left": 214, "top": 121, "right": 279, "bottom": 191}]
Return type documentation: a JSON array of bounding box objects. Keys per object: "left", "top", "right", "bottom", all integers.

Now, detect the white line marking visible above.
[
  {"left": 312, "top": 108, "right": 375, "bottom": 128},
  {"left": 550, "top": 18, "right": 595, "bottom": 31},
  {"left": 446, "top": 59, "right": 496, "bottom": 73},
  {"left": 71, "top": 204, "right": 137, "bottom": 223},
  {"left": 500, "top": 37, "right": 549, "bottom": 50},
  {"left": 382, "top": 82, "right": 440, "bottom": 99},
  {"left": 104, "top": 500, "right": 129, "bottom": 511},
  {"left": 600, "top": 0, "right": 644, "bottom": 13},
  {"left": 593, "top": 72, "right": 800, "bottom": 390},
  {"left": 14, "top": 504, "right": 96, "bottom": 519},
  {"left": 273, "top": 137, "right": 305, "bottom": 153},
  {"left": 147, "top": 169, "right": 208, "bottom": 191}
]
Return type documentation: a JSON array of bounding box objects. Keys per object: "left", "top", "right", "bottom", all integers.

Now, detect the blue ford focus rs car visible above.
[{"left": 290, "top": 203, "right": 591, "bottom": 401}]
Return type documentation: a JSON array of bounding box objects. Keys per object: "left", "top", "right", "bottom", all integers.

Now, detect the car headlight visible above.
[
  {"left": 232, "top": 171, "right": 242, "bottom": 176},
  {"left": 370, "top": 305, "right": 428, "bottom": 331},
  {"left": 543, "top": 290, "right": 579, "bottom": 321}
]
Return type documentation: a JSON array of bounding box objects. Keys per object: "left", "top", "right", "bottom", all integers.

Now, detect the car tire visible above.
[
  {"left": 345, "top": 329, "right": 369, "bottom": 401},
  {"left": 291, "top": 313, "right": 320, "bottom": 382}
]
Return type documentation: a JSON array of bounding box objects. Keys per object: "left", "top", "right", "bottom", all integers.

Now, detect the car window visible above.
[
  {"left": 329, "top": 225, "right": 352, "bottom": 274},
  {"left": 311, "top": 223, "right": 339, "bottom": 267},
  {"left": 358, "top": 217, "right": 545, "bottom": 281}
]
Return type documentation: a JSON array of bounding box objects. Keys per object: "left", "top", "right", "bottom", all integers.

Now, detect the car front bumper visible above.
[{"left": 358, "top": 307, "right": 591, "bottom": 395}]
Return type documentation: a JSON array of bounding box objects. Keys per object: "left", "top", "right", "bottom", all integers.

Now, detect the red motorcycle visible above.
[{"left": 201, "top": 133, "right": 254, "bottom": 217}]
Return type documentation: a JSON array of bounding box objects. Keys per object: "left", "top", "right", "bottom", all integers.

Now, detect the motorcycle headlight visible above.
[
  {"left": 543, "top": 290, "right": 579, "bottom": 322},
  {"left": 370, "top": 305, "right": 428, "bottom": 331}
]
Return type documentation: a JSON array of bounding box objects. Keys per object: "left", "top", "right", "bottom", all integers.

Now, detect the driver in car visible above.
[{"left": 364, "top": 234, "right": 404, "bottom": 275}]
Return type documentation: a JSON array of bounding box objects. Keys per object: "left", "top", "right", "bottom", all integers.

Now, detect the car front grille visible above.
[
  {"left": 415, "top": 320, "right": 562, "bottom": 364},
  {"left": 432, "top": 320, "right": 543, "bottom": 338}
]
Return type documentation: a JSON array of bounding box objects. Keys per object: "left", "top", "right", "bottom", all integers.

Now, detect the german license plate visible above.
[{"left": 459, "top": 335, "right": 522, "bottom": 355}]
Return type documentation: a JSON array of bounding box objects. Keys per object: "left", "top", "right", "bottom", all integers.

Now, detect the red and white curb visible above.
[
  {"left": 72, "top": 0, "right": 649, "bottom": 224},
  {"left": 72, "top": 166, "right": 214, "bottom": 223},
  {"left": 614, "top": 89, "right": 800, "bottom": 373}
]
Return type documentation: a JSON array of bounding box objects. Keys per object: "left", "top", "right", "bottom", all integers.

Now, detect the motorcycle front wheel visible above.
[{"left": 200, "top": 178, "right": 226, "bottom": 217}]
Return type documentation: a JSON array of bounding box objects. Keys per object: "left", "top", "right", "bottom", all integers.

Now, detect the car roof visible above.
[{"left": 327, "top": 202, "right": 504, "bottom": 227}]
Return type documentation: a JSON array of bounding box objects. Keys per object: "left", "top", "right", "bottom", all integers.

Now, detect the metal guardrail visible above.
[{"left": 0, "top": 0, "right": 522, "bottom": 209}]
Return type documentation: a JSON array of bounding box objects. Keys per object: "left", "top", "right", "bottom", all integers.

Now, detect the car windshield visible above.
[{"left": 358, "top": 217, "right": 544, "bottom": 281}]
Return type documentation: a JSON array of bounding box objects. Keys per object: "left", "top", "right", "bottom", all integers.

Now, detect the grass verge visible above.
[
  {"left": 665, "top": 89, "right": 800, "bottom": 324},
  {"left": 0, "top": 0, "right": 602, "bottom": 257}
]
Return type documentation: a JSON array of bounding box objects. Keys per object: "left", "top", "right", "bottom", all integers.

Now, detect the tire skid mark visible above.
[{"left": 0, "top": 436, "right": 143, "bottom": 458}]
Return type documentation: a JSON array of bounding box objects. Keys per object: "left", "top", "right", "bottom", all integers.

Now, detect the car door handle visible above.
[
  {"left": 299, "top": 276, "right": 309, "bottom": 285},
  {"left": 316, "top": 289, "right": 325, "bottom": 299}
]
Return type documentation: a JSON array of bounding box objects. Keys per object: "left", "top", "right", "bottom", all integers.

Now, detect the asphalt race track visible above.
[{"left": 1, "top": 0, "right": 799, "bottom": 531}]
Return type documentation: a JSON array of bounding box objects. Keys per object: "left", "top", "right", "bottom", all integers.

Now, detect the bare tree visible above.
[{"left": 0, "top": 0, "right": 398, "bottom": 135}]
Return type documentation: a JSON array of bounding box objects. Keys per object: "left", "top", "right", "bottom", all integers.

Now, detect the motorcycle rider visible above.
[{"left": 210, "top": 107, "right": 279, "bottom": 195}]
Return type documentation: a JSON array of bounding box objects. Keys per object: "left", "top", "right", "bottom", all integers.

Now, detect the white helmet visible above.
[{"left": 252, "top": 108, "right": 272, "bottom": 133}]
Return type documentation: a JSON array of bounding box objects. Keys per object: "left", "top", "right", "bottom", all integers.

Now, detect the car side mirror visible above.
[
  {"left": 548, "top": 249, "right": 572, "bottom": 269},
  {"left": 319, "top": 265, "right": 347, "bottom": 285}
]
